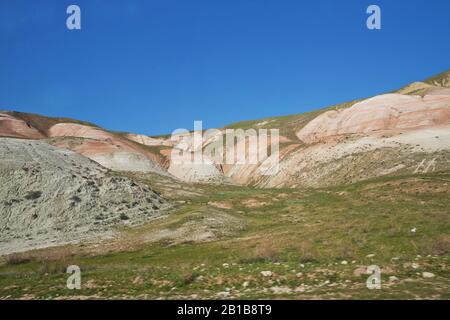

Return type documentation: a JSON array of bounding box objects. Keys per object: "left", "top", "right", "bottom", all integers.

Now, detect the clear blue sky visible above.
[{"left": 1, "top": 0, "right": 450, "bottom": 136}]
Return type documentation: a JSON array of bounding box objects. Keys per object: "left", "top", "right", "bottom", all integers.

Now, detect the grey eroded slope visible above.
[{"left": 0, "top": 138, "right": 171, "bottom": 255}]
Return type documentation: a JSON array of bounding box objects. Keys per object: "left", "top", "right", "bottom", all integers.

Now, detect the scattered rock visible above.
[
  {"left": 294, "top": 286, "right": 306, "bottom": 293},
  {"left": 319, "top": 280, "right": 330, "bottom": 287},
  {"left": 217, "top": 291, "right": 230, "bottom": 298},
  {"left": 208, "top": 201, "right": 232, "bottom": 210},
  {"left": 260, "top": 271, "right": 273, "bottom": 277},
  {"left": 132, "top": 276, "right": 143, "bottom": 285},
  {"left": 422, "top": 272, "right": 435, "bottom": 279},
  {"left": 270, "top": 286, "right": 292, "bottom": 294},
  {"left": 242, "top": 199, "right": 269, "bottom": 208},
  {"left": 353, "top": 266, "right": 368, "bottom": 277},
  {"left": 389, "top": 276, "right": 399, "bottom": 282},
  {"left": 381, "top": 266, "right": 395, "bottom": 274}
]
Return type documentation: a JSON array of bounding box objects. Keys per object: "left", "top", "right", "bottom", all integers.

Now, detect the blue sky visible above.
[{"left": 1, "top": 0, "right": 450, "bottom": 135}]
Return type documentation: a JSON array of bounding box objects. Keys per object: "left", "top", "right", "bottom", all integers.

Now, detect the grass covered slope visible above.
[
  {"left": 1, "top": 170, "right": 449, "bottom": 299},
  {"left": 424, "top": 70, "right": 450, "bottom": 88},
  {"left": 1, "top": 70, "right": 449, "bottom": 299},
  {"left": 224, "top": 100, "right": 361, "bottom": 142}
]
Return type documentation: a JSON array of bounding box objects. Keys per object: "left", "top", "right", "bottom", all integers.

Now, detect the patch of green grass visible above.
[{"left": 0, "top": 172, "right": 449, "bottom": 299}]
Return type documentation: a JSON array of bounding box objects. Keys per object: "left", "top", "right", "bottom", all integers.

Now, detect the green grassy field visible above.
[{"left": 0, "top": 171, "right": 449, "bottom": 299}]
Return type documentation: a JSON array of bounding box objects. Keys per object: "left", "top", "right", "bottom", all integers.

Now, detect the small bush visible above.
[
  {"left": 433, "top": 236, "right": 450, "bottom": 255},
  {"left": 240, "top": 239, "right": 279, "bottom": 264},
  {"left": 176, "top": 269, "right": 199, "bottom": 287},
  {"left": 5, "top": 253, "right": 32, "bottom": 265},
  {"left": 257, "top": 239, "right": 279, "bottom": 261},
  {"left": 119, "top": 213, "right": 129, "bottom": 220},
  {"left": 182, "top": 271, "right": 196, "bottom": 285},
  {"left": 70, "top": 195, "right": 82, "bottom": 203},
  {"left": 38, "top": 260, "right": 69, "bottom": 275},
  {"left": 24, "top": 191, "right": 42, "bottom": 200},
  {"left": 421, "top": 235, "right": 450, "bottom": 256},
  {"left": 239, "top": 256, "right": 268, "bottom": 264},
  {"left": 298, "top": 241, "right": 321, "bottom": 263}
]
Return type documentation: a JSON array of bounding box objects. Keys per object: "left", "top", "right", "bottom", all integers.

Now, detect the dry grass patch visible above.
[
  {"left": 242, "top": 199, "right": 270, "bottom": 208},
  {"left": 208, "top": 201, "right": 233, "bottom": 210}
]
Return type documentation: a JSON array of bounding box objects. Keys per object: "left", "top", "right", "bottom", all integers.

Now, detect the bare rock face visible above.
[
  {"left": 48, "top": 122, "right": 118, "bottom": 141},
  {"left": 0, "top": 113, "right": 167, "bottom": 175},
  {"left": 296, "top": 93, "right": 450, "bottom": 144},
  {"left": 188, "top": 89, "right": 449, "bottom": 188},
  {"left": 0, "top": 138, "right": 171, "bottom": 255},
  {"left": 125, "top": 133, "right": 174, "bottom": 147},
  {"left": 50, "top": 137, "right": 167, "bottom": 174},
  {"left": 0, "top": 113, "right": 44, "bottom": 139},
  {"left": 48, "top": 123, "right": 166, "bottom": 174},
  {"left": 164, "top": 131, "right": 228, "bottom": 183},
  {"left": 258, "top": 91, "right": 450, "bottom": 188},
  {"left": 1, "top": 71, "right": 450, "bottom": 189},
  {"left": 260, "top": 125, "right": 450, "bottom": 188},
  {"left": 167, "top": 154, "right": 226, "bottom": 183},
  {"left": 135, "top": 89, "right": 450, "bottom": 187}
]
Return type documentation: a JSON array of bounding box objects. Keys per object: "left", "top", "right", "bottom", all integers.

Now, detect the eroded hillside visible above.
[
  {"left": 0, "top": 138, "right": 171, "bottom": 255},
  {"left": 1, "top": 70, "right": 449, "bottom": 189}
]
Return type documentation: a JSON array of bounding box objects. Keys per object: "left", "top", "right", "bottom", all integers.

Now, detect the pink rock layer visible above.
[
  {"left": 297, "top": 93, "right": 450, "bottom": 144},
  {"left": 0, "top": 113, "right": 44, "bottom": 139}
]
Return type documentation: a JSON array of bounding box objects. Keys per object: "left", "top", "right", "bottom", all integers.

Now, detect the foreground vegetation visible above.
[{"left": 0, "top": 172, "right": 449, "bottom": 299}]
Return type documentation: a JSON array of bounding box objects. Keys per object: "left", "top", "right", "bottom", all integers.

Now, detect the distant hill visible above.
[{"left": 1, "top": 69, "right": 450, "bottom": 188}]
